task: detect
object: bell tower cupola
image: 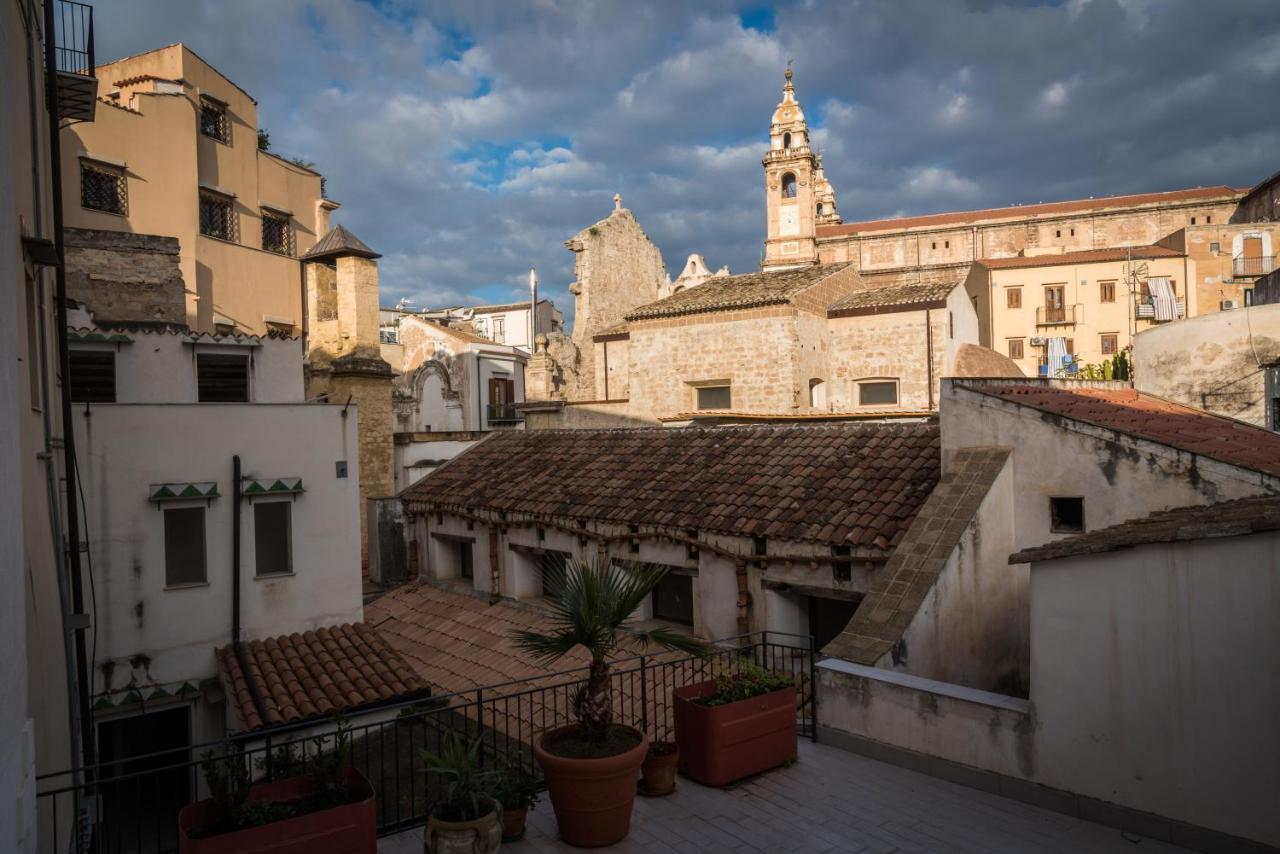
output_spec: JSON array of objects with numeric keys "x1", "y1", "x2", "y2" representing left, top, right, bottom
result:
[{"x1": 762, "y1": 64, "x2": 824, "y2": 270}]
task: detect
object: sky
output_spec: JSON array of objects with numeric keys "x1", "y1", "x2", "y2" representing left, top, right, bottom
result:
[{"x1": 97, "y1": 0, "x2": 1280, "y2": 324}]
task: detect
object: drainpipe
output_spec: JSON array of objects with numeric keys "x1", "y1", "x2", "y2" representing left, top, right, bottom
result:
[
  {"x1": 230, "y1": 454, "x2": 268, "y2": 725},
  {"x1": 44, "y1": 0, "x2": 95, "y2": 773},
  {"x1": 925, "y1": 308, "x2": 935, "y2": 411}
]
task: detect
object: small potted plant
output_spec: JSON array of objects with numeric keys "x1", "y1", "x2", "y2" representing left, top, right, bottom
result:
[
  {"x1": 492, "y1": 765, "x2": 540, "y2": 842},
  {"x1": 423, "y1": 731, "x2": 503, "y2": 854},
  {"x1": 178, "y1": 725, "x2": 375, "y2": 853},
  {"x1": 639, "y1": 741, "x2": 679, "y2": 796},
  {"x1": 511, "y1": 560, "x2": 706, "y2": 847},
  {"x1": 673, "y1": 662, "x2": 796, "y2": 786}
]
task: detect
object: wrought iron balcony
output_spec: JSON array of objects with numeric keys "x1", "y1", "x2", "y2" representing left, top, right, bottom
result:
[
  {"x1": 1035, "y1": 305, "x2": 1077, "y2": 326},
  {"x1": 1233, "y1": 255, "x2": 1275, "y2": 278},
  {"x1": 486, "y1": 403, "x2": 524, "y2": 423},
  {"x1": 52, "y1": 1, "x2": 96, "y2": 122},
  {"x1": 1135, "y1": 297, "x2": 1186, "y2": 321}
]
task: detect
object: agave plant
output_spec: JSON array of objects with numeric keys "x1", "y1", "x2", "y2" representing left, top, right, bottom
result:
[{"x1": 511, "y1": 559, "x2": 707, "y2": 741}]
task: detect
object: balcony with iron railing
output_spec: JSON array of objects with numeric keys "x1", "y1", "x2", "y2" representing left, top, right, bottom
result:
[
  {"x1": 487, "y1": 402, "x2": 524, "y2": 424},
  {"x1": 52, "y1": 0, "x2": 96, "y2": 121},
  {"x1": 1035, "y1": 304, "x2": 1078, "y2": 326},
  {"x1": 1233, "y1": 255, "x2": 1275, "y2": 279},
  {"x1": 1135, "y1": 296, "x2": 1186, "y2": 322}
]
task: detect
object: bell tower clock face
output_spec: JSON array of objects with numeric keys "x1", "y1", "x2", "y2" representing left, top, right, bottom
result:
[{"x1": 779, "y1": 205, "x2": 800, "y2": 237}]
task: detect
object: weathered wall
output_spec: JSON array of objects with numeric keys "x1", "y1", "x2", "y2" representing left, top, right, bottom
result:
[
  {"x1": 1184, "y1": 222, "x2": 1280, "y2": 313},
  {"x1": 940, "y1": 380, "x2": 1279, "y2": 554},
  {"x1": 827, "y1": 309, "x2": 945, "y2": 411},
  {"x1": 1133, "y1": 302, "x2": 1280, "y2": 426},
  {"x1": 522, "y1": 400, "x2": 649, "y2": 430},
  {"x1": 64, "y1": 228, "x2": 186, "y2": 323},
  {"x1": 1234, "y1": 171, "x2": 1280, "y2": 224},
  {"x1": 1032, "y1": 533, "x2": 1280, "y2": 848},
  {"x1": 329, "y1": 371, "x2": 392, "y2": 559}
]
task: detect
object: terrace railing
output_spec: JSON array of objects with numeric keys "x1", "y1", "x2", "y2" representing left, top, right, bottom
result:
[{"x1": 37, "y1": 631, "x2": 815, "y2": 852}]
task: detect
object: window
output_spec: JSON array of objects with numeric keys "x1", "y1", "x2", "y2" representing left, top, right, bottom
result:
[
  {"x1": 696, "y1": 385, "x2": 731, "y2": 410},
  {"x1": 1101, "y1": 334, "x2": 1118, "y2": 355},
  {"x1": 199, "y1": 97, "x2": 229, "y2": 143},
  {"x1": 254, "y1": 501, "x2": 292, "y2": 576},
  {"x1": 830, "y1": 545, "x2": 852, "y2": 582},
  {"x1": 808, "y1": 378, "x2": 826, "y2": 408},
  {"x1": 931, "y1": 242, "x2": 937, "y2": 250},
  {"x1": 1190, "y1": 217, "x2": 1196, "y2": 225},
  {"x1": 1210, "y1": 242, "x2": 1220, "y2": 254},
  {"x1": 651, "y1": 572, "x2": 693, "y2": 625},
  {"x1": 1044, "y1": 284, "x2": 1066, "y2": 323},
  {"x1": 944, "y1": 240, "x2": 950, "y2": 249},
  {"x1": 492, "y1": 316, "x2": 506, "y2": 343},
  {"x1": 458, "y1": 541, "x2": 474, "y2": 579},
  {"x1": 199, "y1": 192, "x2": 237, "y2": 242},
  {"x1": 1244, "y1": 288, "x2": 1255, "y2": 307},
  {"x1": 1099, "y1": 280, "x2": 1116, "y2": 303},
  {"x1": 539, "y1": 551, "x2": 568, "y2": 600},
  {"x1": 81, "y1": 162, "x2": 127, "y2": 215},
  {"x1": 781, "y1": 173, "x2": 797, "y2": 199},
  {"x1": 857, "y1": 380, "x2": 898, "y2": 406},
  {"x1": 1069, "y1": 228, "x2": 1075, "y2": 237},
  {"x1": 1049, "y1": 497, "x2": 1084, "y2": 533},
  {"x1": 68, "y1": 349, "x2": 116, "y2": 402},
  {"x1": 782, "y1": 132, "x2": 791, "y2": 149},
  {"x1": 1008, "y1": 339, "x2": 1024, "y2": 360},
  {"x1": 260, "y1": 210, "x2": 293, "y2": 256},
  {"x1": 197, "y1": 353, "x2": 249, "y2": 402},
  {"x1": 1055, "y1": 229, "x2": 1061, "y2": 238},
  {"x1": 1206, "y1": 215, "x2": 1212, "y2": 224},
  {"x1": 26, "y1": 274, "x2": 41, "y2": 409},
  {"x1": 1006, "y1": 287, "x2": 1022, "y2": 309},
  {"x1": 164, "y1": 507, "x2": 207, "y2": 586}
]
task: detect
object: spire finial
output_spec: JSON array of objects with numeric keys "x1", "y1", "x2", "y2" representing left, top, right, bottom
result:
[
  {"x1": 785, "y1": 58, "x2": 793, "y2": 81},
  {"x1": 613, "y1": 192, "x2": 622, "y2": 211}
]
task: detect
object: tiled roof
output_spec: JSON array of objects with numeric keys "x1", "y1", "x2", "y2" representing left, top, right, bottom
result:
[
  {"x1": 950, "y1": 344, "x2": 1025, "y2": 379},
  {"x1": 301, "y1": 224, "x2": 381, "y2": 262},
  {"x1": 1010, "y1": 496, "x2": 1280, "y2": 564},
  {"x1": 216, "y1": 623, "x2": 429, "y2": 731},
  {"x1": 401, "y1": 423, "x2": 941, "y2": 551},
  {"x1": 823, "y1": 448, "x2": 1012, "y2": 665},
  {"x1": 816, "y1": 185, "x2": 1243, "y2": 237},
  {"x1": 827, "y1": 280, "x2": 957, "y2": 316},
  {"x1": 963, "y1": 384, "x2": 1280, "y2": 478},
  {"x1": 976, "y1": 245, "x2": 1182, "y2": 270},
  {"x1": 626, "y1": 263, "x2": 853, "y2": 321}
]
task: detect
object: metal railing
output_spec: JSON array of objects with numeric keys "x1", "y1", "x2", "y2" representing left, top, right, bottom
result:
[
  {"x1": 37, "y1": 631, "x2": 815, "y2": 852},
  {"x1": 486, "y1": 402, "x2": 524, "y2": 423},
  {"x1": 1035, "y1": 304, "x2": 1076, "y2": 326},
  {"x1": 1234, "y1": 255, "x2": 1275, "y2": 278},
  {"x1": 54, "y1": 0, "x2": 95, "y2": 75}
]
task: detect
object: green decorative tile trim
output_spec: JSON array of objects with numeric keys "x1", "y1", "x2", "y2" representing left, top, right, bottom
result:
[
  {"x1": 92, "y1": 680, "x2": 200, "y2": 710},
  {"x1": 68, "y1": 329, "x2": 132, "y2": 343},
  {"x1": 149, "y1": 482, "x2": 219, "y2": 502},
  {"x1": 242, "y1": 476, "x2": 304, "y2": 496}
]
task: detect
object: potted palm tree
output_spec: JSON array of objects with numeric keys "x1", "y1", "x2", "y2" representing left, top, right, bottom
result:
[
  {"x1": 423, "y1": 731, "x2": 503, "y2": 854},
  {"x1": 511, "y1": 560, "x2": 706, "y2": 847}
]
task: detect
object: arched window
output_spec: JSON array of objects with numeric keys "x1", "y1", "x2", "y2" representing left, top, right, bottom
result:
[
  {"x1": 817, "y1": 203, "x2": 826, "y2": 216},
  {"x1": 782, "y1": 173, "x2": 797, "y2": 199},
  {"x1": 782, "y1": 132, "x2": 792, "y2": 149},
  {"x1": 809, "y1": 378, "x2": 826, "y2": 409}
]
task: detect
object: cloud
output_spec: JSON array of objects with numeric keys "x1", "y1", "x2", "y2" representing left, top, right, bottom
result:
[{"x1": 92, "y1": 0, "x2": 1280, "y2": 326}]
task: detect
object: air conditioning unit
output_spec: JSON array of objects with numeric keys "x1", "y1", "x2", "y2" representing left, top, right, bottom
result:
[
  {"x1": 1221, "y1": 299, "x2": 1239, "y2": 310},
  {"x1": 1029, "y1": 336, "x2": 1046, "y2": 346}
]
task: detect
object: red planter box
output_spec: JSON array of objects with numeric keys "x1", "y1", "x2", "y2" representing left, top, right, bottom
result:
[
  {"x1": 178, "y1": 766, "x2": 376, "y2": 854},
  {"x1": 673, "y1": 680, "x2": 797, "y2": 786}
]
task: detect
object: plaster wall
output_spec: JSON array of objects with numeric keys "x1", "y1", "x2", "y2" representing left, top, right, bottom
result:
[
  {"x1": 1183, "y1": 222, "x2": 1280, "y2": 312},
  {"x1": 1133, "y1": 302, "x2": 1280, "y2": 426},
  {"x1": 393, "y1": 438, "x2": 480, "y2": 492},
  {"x1": 523, "y1": 400, "x2": 648, "y2": 430},
  {"x1": 72, "y1": 404, "x2": 363, "y2": 700},
  {"x1": 1031, "y1": 534, "x2": 1280, "y2": 847},
  {"x1": 940, "y1": 380, "x2": 1278, "y2": 552}
]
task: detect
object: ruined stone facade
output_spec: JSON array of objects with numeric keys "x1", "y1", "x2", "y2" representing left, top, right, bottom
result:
[{"x1": 64, "y1": 228, "x2": 186, "y2": 324}]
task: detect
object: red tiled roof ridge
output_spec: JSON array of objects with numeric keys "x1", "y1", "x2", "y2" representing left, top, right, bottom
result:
[
  {"x1": 975, "y1": 244, "x2": 1183, "y2": 270},
  {"x1": 817, "y1": 185, "x2": 1244, "y2": 237}
]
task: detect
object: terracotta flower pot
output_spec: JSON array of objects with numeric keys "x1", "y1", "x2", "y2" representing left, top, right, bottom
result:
[
  {"x1": 424, "y1": 798, "x2": 502, "y2": 854},
  {"x1": 177, "y1": 766, "x2": 375, "y2": 854},
  {"x1": 639, "y1": 743, "x2": 678, "y2": 796},
  {"x1": 673, "y1": 680, "x2": 797, "y2": 786},
  {"x1": 533, "y1": 725, "x2": 648, "y2": 847},
  {"x1": 501, "y1": 804, "x2": 528, "y2": 842}
]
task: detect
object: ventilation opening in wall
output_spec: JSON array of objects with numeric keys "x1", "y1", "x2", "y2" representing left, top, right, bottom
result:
[
  {"x1": 831, "y1": 545, "x2": 852, "y2": 582},
  {"x1": 1049, "y1": 496, "x2": 1085, "y2": 533}
]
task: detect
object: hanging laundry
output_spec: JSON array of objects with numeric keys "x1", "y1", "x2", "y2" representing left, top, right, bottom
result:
[
  {"x1": 1147, "y1": 277, "x2": 1177, "y2": 321},
  {"x1": 1047, "y1": 337, "x2": 1069, "y2": 375}
]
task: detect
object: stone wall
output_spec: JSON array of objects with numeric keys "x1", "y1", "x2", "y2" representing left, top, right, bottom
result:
[
  {"x1": 1234, "y1": 170, "x2": 1280, "y2": 224},
  {"x1": 828, "y1": 309, "x2": 946, "y2": 411},
  {"x1": 64, "y1": 227, "x2": 185, "y2": 324},
  {"x1": 1133, "y1": 303, "x2": 1280, "y2": 426}
]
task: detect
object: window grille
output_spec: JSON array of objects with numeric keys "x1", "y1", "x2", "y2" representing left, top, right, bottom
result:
[
  {"x1": 1008, "y1": 339, "x2": 1024, "y2": 360},
  {"x1": 200, "y1": 98, "x2": 229, "y2": 142},
  {"x1": 81, "y1": 162, "x2": 127, "y2": 214},
  {"x1": 68, "y1": 349, "x2": 116, "y2": 402},
  {"x1": 1101, "y1": 334, "x2": 1118, "y2": 355},
  {"x1": 260, "y1": 211, "x2": 293, "y2": 255},
  {"x1": 199, "y1": 193, "x2": 237, "y2": 242},
  {"x1": 196, "y1": 353, "x2": 249, "y2": 402}
]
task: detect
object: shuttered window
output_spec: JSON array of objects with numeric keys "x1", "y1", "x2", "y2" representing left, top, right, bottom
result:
[
  {"x1": 197, "y1": 353, "x2": 249, "y2": 402},
  {"x1": 254, "y1": 501, "x2": 292, "y2": 577},
  {"x1": 68, "y1": 349, "x2": 117, "y2": 402},
  {"x1": 164, "y1": 507, "x2": 207, "y2": 586}
]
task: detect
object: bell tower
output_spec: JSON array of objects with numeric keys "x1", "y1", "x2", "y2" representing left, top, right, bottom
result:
[{"x1": 762, "y1": 64, "x2": 821, "y2": 270}]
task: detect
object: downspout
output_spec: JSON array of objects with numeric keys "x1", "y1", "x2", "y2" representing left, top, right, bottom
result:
[
  {"x1": 602, "y1": 339, "x2": 609, "y2": 401},
  {"x1": 925, "y1": 308, "x2": 935, "y2": 411},
  {"x1": 476, "y1": 354, "x2": 483, "y2": 431},
  {"x1": 488, "y1": 525, "x2": 501, "y2": 603},
  {"x1": 29, "y1": 0, "x2": 84, "y2": 807},
  {"x1": 44, "y1": 0, "x2": 95, "y2": 773},
  {"x1": 230, "y1": 455, "x2": 268, "y2": 725}
]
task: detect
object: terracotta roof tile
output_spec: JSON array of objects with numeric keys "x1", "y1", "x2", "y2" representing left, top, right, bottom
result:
[
  {"x1": 216, "y1": 623, "x2": 429, "y2": 732},
  {"x1": 817, "y1": 185, "x2": 1243, "y2": 237},
  {"x1": 626, "y1": 263, "x2": 853, "y2": 321},
  {"x1": 401, "y1": 423, "x2": 940, "y2": 551},
  {"x1": 828, "y1": 280, "x2": 958, "y2": 316},
  {"x1": 964, "y1": 384, "x2": 1280, "y2": 478},
  {"x1": 975, "y1": 245, "x2": 1182, "y2": 270},
  {"x1": 1010, "y1": 496, "x2": 1280, "y2": 563}
]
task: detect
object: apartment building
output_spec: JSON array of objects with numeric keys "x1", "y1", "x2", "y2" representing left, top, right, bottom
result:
[{"x1": 61, "y1": 43, "x2": 338, "y2": 335}]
